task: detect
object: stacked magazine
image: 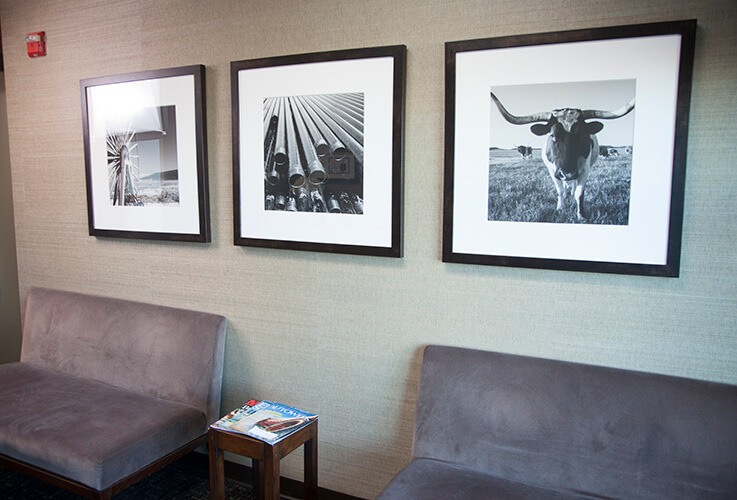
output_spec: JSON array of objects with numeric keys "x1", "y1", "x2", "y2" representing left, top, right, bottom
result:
[{"x1": 211, "y1": 399, "x2": 317, "y2": 444}]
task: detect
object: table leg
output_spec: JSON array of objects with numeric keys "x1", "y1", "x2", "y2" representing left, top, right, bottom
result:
[
  {"x1": 252, "y1": 458, "x2": 260, "y2": 499},
  {"x1": 304, "y1": 422, "x2": 318, "y2": 500},
  {"x1": 262, "y1": 446, "x2": 281, "y2": 500},
  {"x1": 208, "y1": 430, "x2": 225, "y2": 500}
]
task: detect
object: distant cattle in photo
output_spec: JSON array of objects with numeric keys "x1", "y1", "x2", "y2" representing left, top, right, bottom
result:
[
  {"x1": 490, "y1": 91, "x2": 635, "y2": 220},
  {"x1": 515, "y1": 145, "x2": 533, "y2": 159},
  {"x1": 600, "y1": 146, "x2": 620, "y2": 158}
]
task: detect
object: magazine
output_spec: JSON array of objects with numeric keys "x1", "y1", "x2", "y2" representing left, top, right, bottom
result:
[{"x1": 211, "y1": 399, "x2": 317, "y2": 444}]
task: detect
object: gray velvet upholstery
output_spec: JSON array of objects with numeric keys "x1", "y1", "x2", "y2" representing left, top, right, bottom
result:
[
  {"x1": 0, "y1": 363, "x2": 205, "y2": 490},
  {"x1": 378, "y1": 459, "x2": 592, "y2": 500},
  {"x1": 19, "y1": 287, "x2": 227, "y2": 424},
  {"x1": 0, "y1": 287, "x2": 227, "y2": 492},
  {"x1": 378, "y1": 345, "x2": 737, "y2": 499}
]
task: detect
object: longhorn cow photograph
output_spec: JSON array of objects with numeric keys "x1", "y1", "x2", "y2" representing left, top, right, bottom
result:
[
  {"x1": 443, "y1": 20, "x2": 694, "y2": 276},
  {"x1": 487, "y1": 80, "x2": 635, "y2": 224}
]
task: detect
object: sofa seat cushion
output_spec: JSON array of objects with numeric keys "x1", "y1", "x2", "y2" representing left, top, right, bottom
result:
[
  {"x1": 377, "y1": 458, "x2": 595, "y2": 500},
  {"x1": 0, "y1": 363, "x2": 206, "y2": 491}
]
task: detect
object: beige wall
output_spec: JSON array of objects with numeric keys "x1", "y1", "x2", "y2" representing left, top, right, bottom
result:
[
  {"x1": 1, "y1": 1, "x2": 736, "y2": 497},
  {"x1": 0, "y1": 72, "x2": 22, "y2": 365}
]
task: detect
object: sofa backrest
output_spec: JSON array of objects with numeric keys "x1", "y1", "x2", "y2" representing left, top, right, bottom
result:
[
  {"x1": 20, "y1": 287, "x2": 227, "y2": 425},
  {"x1": 413, "y1": 345, "x2": 737, "y2": 498}
]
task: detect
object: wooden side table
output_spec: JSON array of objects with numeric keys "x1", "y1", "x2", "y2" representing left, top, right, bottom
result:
[{"x1": 208, "y1": 419, "x2": 318, "y2": 500}]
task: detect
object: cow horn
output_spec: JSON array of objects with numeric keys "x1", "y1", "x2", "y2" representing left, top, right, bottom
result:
[
  {"x1": 490, "y1": 91, "x2": 550, "y2": 125},
  {"x1": 581, "y1": 98, "x2": 635, "y2": 120}
]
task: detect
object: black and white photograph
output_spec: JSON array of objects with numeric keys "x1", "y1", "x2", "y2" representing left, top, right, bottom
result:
[
  {"x1": 443, "y1": 20, "x2": 695, "y2": 276},
  {"x1": 232, "y1": 45, "x2": 405, "y2": 257},
  {"x1": 106, "y1": 105, "x2": 180, "y2": 207},
  {"x1": 261, "y1": 93, "x2": 365, "y2": 215},
  {"x1": 81, "y1": 65, "x2": 210, "y2": 242},
  {"x1": 487, "y1": 79, "x2": 635, "y2": 225}
]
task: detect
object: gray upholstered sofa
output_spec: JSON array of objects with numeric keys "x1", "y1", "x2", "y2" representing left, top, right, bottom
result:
[
  {"x1": 378, "y1": 345, "x2": 737, "y2": 499},
  {"x1": 0, "y1": 287, "x2": 227, "y2": 499}
]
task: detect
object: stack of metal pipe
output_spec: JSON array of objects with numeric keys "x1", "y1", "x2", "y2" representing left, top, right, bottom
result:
[{"x1": 263, "y1": 92, "x2": 364, "y2": 214}]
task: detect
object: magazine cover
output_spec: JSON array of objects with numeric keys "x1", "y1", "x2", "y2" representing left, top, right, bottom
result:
[{"x1": 211, "y1": 400, "x2": 317, "y2": 444}]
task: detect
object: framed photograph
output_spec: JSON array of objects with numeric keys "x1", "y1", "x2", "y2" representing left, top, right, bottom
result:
[
  {"x1": 81, "y1": 65, "x2": 210, "y2": 242},
  {"x1": 443, "y1": 20, "x2": 696, "y2": 276},
  {"x1": 232, "y1": 45, "x2": 406, "y2": 257}
]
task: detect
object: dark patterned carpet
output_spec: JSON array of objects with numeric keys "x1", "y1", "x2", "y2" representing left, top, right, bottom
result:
[{"x1": 0, "y1": 459, "x2": 254, "y2": 499}]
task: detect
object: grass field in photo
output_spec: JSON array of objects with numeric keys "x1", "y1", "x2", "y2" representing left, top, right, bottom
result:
[
  {"x1": 487, "y1": 148, "x2": 631, "y2": 225},
  {"x1": 134, "y1": 179, "x2": 180, "y2": 206}
]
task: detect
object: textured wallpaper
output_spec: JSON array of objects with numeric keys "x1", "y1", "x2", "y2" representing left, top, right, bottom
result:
[
  {"x1": 1, "y1": 1, "x2": 736, "y2": 497},
  {"x1": 0, "y1": 76, "x2": 22, "y2": 364}
]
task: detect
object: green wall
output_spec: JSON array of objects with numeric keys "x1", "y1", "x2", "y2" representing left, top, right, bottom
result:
[
  {"x1": 1, "y1": 1, "x2": 735, "y2": 497},
  {"x1": 0, "y1": 72, "x2": 21, "y2": 365}
]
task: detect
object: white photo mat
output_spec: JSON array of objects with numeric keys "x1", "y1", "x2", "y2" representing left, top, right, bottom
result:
[
  {"x1": 81, "y1": 66, "x2": 209, "y2": 242},
  {"x1": 444, "y1": 21, "x2": 695, "y2": 276},
  {"x1": 233, "y1": 46, "x2": 405, "y2": 256}
]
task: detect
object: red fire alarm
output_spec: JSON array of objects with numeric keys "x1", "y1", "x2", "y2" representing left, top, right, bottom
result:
[{"x1": 25, "y1": 32, "x2": 46, "y2": 58}]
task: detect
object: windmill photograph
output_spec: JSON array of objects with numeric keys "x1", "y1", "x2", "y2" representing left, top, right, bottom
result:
[
  {"x1": 81, "y1": 65, "x2": 209, "y2": 242},
  {"x1": 106, "y1": 105, "x2": 180, "y2": 207}
]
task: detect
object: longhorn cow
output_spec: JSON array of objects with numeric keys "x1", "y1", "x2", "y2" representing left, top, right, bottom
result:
[{"x1": 490, "y1": 91, "x2": 634, "y2": 220}]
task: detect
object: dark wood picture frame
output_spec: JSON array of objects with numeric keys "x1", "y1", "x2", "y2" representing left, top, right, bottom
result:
[
  {"x1": 443, "y1": 20, "x2": 696, "y2": 276},
  {"x1": 232, "y1": 45, "x2": 406, "y2": 257},
  {"x1": 81, "y1": 65, "x2": 210, "y2": 242}
]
